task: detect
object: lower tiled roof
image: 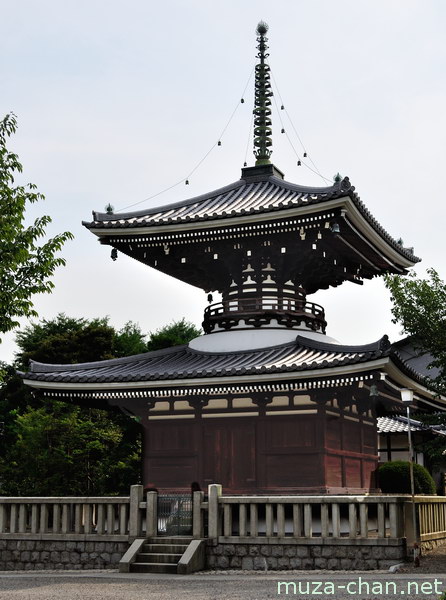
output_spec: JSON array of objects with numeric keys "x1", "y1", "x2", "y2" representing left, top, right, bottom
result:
[
  {"x1": 24, "y1": 335, "x2": 390, "y2": 385},
  {"x1": 377, "y1": 415, "x2": 446, "y2": 436}
]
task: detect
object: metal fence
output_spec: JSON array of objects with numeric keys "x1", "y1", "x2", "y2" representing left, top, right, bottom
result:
[{"x1": 157, "y1": 493, "x2": 193, "y2": 536}]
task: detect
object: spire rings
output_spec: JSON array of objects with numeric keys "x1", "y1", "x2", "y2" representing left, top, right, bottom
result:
[{"x1": 253, "y1": 22, "x2": 273, "y2": 164}]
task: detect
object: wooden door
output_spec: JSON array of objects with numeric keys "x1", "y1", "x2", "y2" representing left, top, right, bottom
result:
[{"x1": 202, "y1": 420, "x2": 256, "y2": 491}]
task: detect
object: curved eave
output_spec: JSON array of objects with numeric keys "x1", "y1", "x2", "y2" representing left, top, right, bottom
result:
[
  {"x1": 382, "y1": 360, "x2": 446, "y2": 410},
  {"x1": 87, "y1": 196, "x2": 418, "y2": 271},
  {"x1": 23, "y1": 357, "x2": 391, "y2": 391},
  {"x1": 23, "y1": 348, "x2": 446, "y2": 411}
]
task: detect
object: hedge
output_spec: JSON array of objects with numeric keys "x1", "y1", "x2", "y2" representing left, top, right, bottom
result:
[{"x1": 378, "y1": 461, "x2": 436, "y2": 494}]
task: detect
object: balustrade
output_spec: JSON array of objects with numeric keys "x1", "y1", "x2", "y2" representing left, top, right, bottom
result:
[
  {"x1": 0, "y1": 496, "x2": 131, "y2": 540},
  {"x1": 203, "y1": 297, "x2": 326, "y2": 333},
  {"x1": 205, "y1": 487, "x2": 409, "y2": 541},
  {"x1": 1, "y1": 486, "x2": 446, "y2": 553}
]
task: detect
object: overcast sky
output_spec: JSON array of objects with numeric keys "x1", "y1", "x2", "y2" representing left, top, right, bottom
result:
[{"x1": 1, "y1": 0, "x2": 445, "y2": 363}]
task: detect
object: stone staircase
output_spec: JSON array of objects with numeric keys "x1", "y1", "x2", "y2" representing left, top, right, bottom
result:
[{"x1": 129, "y1": 537, "x2": 193, "y2": 573}]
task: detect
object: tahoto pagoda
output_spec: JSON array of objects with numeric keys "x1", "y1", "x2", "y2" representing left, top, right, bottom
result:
[{"x1": 23, "y1": 23, "x2": 445, "y2": 494}]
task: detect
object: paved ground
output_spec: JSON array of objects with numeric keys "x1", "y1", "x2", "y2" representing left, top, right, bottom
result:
[{"x1": 0, "y1": 546, "x2": 444, "y2": 600}]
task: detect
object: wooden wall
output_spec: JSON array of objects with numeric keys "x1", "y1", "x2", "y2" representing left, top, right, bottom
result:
[{"x1": 142, "y1": 407, "x2": 378, "y2": 493}]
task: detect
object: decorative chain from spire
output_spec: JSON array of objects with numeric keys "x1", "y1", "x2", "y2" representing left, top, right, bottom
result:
[{"x1": 253, "y1": 21, "x2": 273, "y2": 166}]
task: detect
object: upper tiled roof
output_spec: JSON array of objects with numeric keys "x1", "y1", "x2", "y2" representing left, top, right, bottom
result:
[
  {"x1": 83, "y1": 170, "x2": 418, "y2": 263},
  {"x1": 86, "y1": 177, "x2": 341, "y2": 227},
  {"x1": 25, "y1": 335, "x2": 390, "y2": 385}
]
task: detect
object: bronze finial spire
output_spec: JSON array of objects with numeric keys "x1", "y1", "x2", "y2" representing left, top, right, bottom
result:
[{"x1": 253, "y1": 21, "x2": 273, "y2": 166}]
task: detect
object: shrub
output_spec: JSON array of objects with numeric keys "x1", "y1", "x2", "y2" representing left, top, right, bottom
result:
[{"x1": 378, "y1": 461, "x2": 436, "y2": 495}]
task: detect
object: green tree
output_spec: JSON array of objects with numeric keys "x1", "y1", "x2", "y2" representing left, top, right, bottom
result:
[
  {"x1": 0, "y1": 316, "x2": 201, "y2": 495},
  {"x1": 146, "y1": 318, "x2": 201, "y2": 351},
  {"x1": 385, "y1": 269, "x2": 446, "y2": 473},
  {"x1": 0, "y1": 114, "x2": 73, "y2": 339},
  {"x1": 0, "y1": 403, "x2": 140, "y2": 496},
  {"x1": 385, "y1": 268, "x2": 446, "y2": 394},
  {"x1": 14, "y1": 314, "x2": 147, "y2": 370},
  {"x1": 0, "y1": 315, "x2": 147, "y2": 495}
]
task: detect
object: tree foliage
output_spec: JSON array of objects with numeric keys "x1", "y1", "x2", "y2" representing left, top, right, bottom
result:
[
  {"x1": 146, "y1": 318, "x2": 201, "y2": 351},
  {"x1": 385, "y1": 268, "x2": 446, "y2": 394},
  {"x1": 0, "y1": 315, "x2": 201, "y2": 496},
  {"x1": 0, "y1": 315, "x2": 147, "y2": 495},
  {"x1": 14, "y1": 314, "x2": 147, "y2": 370},
  {"x1": 0, "y1": 114, "x2": 73, "y2": 338}
]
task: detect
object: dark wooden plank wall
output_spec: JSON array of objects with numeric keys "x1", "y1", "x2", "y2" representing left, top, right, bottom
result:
[{"x1": 142, "y1": 411, "x2": 378, "y2": 493}]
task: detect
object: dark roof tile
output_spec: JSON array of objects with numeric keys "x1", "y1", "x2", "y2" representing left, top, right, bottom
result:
[{"x1": 24, "y1": 335, "x2": 393, "y2": 385}]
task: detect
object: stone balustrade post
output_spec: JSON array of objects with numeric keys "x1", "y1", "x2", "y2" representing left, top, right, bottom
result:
[
  {"x1": 193, "y1": 491, "x2": 204, "y2": 539},
  {"x1": 146, "y1": 491, "x2": 158, "y2": 538},
  {"x1": 129, "y1": 485, "x2": 143, "y2": 539},
  {"x1": 208, "y1": 484, "x2": 222, "y2": 539},
  {"x1": 404, "y1": 499, "x2": 417, "y2": 547}
]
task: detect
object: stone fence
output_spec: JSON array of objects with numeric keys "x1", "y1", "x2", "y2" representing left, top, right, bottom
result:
[
  {"x1": 1, "y1": 485, "x2": 446, "y2": 570},
  {"x1": 0, "y1": 489, "x2": 141, "y2": 570}
]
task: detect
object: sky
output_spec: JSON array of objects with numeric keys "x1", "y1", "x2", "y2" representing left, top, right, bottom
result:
[{"x1": 1, "y1": 0, "x2": 445, "y2": 363}]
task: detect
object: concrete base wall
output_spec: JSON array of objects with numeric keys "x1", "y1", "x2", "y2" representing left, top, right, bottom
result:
[
  {"x1": 206, "y1": 541, "x2": 407, "y2": 571},
  {"x1": 0, "y1": 540, "x2": 129, "y2": 571}
]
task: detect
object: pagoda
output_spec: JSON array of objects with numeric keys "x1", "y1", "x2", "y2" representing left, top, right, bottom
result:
[{"x1": 23, "y1": 23, "x2": 445, "y2": 494}]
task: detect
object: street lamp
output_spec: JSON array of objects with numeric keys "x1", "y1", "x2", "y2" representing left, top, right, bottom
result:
[{"x1": 401, "y1": 388, "x2": 419, "y2": 565}]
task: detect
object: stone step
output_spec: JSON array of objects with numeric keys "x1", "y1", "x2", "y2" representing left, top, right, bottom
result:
[
  {"x1": 135, "y1": 552, "x2": 183, "y2": 564},
  {"x1": 142, "y1": 543, "x2": 189, "y2": 554},
  {"x1": 147, "y1": 537, "x2": 193, "y2": 544},
  {"x1": 130, "y1": 562, "x2": 178, "y2": 574}
]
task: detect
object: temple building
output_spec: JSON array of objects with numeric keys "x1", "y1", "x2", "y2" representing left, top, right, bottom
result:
[{"x1": 23, "y1": 23, "x2": 445, "y2": 494}]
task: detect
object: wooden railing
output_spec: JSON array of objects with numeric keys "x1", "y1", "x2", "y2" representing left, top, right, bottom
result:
[
  {"x1": 416, "y1": 496, "x2": 446, "y2": 544},
  {"x1": 204, "y1": 297, "x2": 325, "y2": 320},
  {"x1": 202, "y1": 297, "x2": 327, "y2": 333}
]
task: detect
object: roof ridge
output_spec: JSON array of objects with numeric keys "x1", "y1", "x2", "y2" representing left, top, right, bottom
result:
[
  {"x1": 294, "y1": 334, "x2": 391, "y2": 354},
  {"x1": 87, "y1": 180, "x2": 246, "y2": 223}
]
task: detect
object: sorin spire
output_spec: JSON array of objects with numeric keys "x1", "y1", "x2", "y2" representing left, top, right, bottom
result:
[{"x1": 253, "y1": 21, "x2": 273, "y2": 166}]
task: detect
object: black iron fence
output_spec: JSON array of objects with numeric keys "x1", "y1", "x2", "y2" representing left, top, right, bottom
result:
[{"x1": 157, "y1": 492, "x2": 193, "y2": 536}]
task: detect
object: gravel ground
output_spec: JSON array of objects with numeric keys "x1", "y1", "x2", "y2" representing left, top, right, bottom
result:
[
  {"x1": 0, "y1": 571, "x2": 445, "y2": 600},
  {"x1": 400, "y1": 542, "x2": 446, "y2": 574},
  {"x1": 0, "y1": 546, "x2": 444, "y2": 600}
]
